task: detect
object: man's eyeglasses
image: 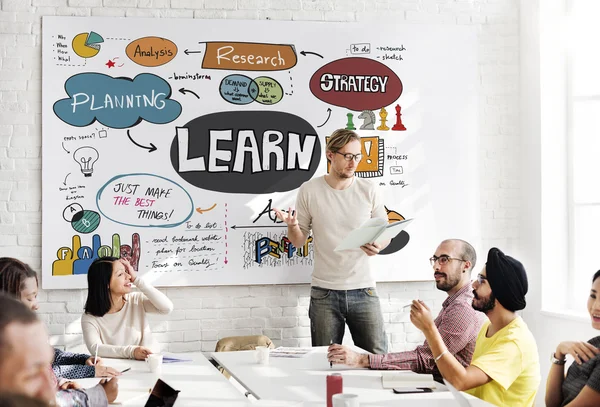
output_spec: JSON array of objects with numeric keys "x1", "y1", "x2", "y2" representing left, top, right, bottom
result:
[
  {"x1": 429, "y1": 255, "x2": 466, "y2": 266},
  {"x1": 335, "y1": 152, "x2": 362, "y2": 162},
  {"x1": 476, "y1": 274, "x2": 488, "y2": 284}
]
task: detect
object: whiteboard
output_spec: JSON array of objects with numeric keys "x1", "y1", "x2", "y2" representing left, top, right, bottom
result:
[{"x1": 41, "y1": 16, "x2": 479, "y2": 289}]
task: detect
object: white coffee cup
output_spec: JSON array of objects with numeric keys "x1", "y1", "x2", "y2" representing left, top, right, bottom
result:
[
  {"x1": 145, "y1": 354, "x2": 163, "y2": 373},
  {"x1": 332, "y1": 393, "x2": 359, "y2": 407},
  {"x1": 255, "y1": 346, "x2": 270, "y2": 365}
]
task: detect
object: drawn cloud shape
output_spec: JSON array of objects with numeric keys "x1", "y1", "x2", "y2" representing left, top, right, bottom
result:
[{"x1": 53, "y1": 73, "x2": 182, "y2": 129}]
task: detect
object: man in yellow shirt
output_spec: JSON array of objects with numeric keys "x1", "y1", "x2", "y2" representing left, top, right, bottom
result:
[{"x1": 410, "y1": 247, "x2": 540, "y2": 407}]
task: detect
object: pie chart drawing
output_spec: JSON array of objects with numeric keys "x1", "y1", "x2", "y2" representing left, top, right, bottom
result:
[{"x1": 72, "y1": 31, "x2": 104, "y2": 58}]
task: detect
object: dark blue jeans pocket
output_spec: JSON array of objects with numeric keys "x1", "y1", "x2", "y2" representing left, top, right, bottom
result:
[
  {"x1": 310, "y1": 286, "x2": 331, "y2": 300},
  {"x1": 362, "y1": 287, "x2": 378, "y2": 298}
]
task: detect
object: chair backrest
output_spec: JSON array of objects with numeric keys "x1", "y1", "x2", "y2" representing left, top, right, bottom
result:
[
  {"x1": 213, "y1": 335, "x2": 275, "y2": 380},
  {"x1": 214, "y1": 335, "x2": 275, "y2": 352}
]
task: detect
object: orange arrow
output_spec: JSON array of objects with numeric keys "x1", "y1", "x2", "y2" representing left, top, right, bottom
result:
[{"x1": 196, "y1": 203, "x2": 217, "y2": 214}]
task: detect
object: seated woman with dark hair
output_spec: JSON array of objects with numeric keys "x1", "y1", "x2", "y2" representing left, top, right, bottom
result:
[
  {"x1": 0, "y1": 257, "x2": 120, "y2": 380},
  {"x1": 545, "y1": 270, "x2": 600, "y2": 407},
  {"x1": 82, "y1": 257, "x2": 173, "y2": 360}
]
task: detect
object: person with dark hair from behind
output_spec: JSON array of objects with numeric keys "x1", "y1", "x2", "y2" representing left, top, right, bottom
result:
[
  {"x1": 410, "y1": 247, "x2": 540, "y2": 407},
  {"x1": 328, "y1": 239, "x2": 484, "y2": 379},
  {"x1": 82, "y1": 257, "x2": 173, "y2": 360},
  {"x1": 0, "y1": 257, "x2": 120, "y2": 380},
  {"x1": 545, "y1": 270, "x2": 600, "y2": 406},
  {"x1": 0, "y1": 294, "x2": 118, "y2": 407}
]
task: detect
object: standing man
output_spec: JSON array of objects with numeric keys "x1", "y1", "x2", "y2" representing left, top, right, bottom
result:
[
  {"x1": 328, "y1": 239, "x2": 483, "y2": 377},
  {"x1": 274, "y1": 129, "x2": 389, "y2": 353},
  {"x1": 410, "y1": 248, "x2": 540, "y2": 407}
]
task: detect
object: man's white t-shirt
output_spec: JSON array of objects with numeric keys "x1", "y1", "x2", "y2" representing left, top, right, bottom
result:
[{"x1": 296, "y1": 175, "x2": 387, "y2": 290}]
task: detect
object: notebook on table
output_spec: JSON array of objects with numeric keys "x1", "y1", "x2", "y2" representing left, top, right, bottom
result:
[
  {"x1": 381, "y1": 371, "x2": 437, "y2": 390},
  {"x1": 73, "y1": 378, "x2": 149, "y2": 405}
]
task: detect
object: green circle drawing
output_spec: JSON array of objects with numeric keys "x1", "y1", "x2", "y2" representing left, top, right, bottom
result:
[{"x1": 254, "y1": 76, "x2": 283, "y2": 105}]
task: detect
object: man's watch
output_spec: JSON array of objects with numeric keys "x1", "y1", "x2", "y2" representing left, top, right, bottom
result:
[{"x1": 551, "y1": 353, "x2": 566, "y2": 365}]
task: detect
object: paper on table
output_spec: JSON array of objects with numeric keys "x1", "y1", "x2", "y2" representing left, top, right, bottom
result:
[
  {"x1": 269, "y1": 347, "x2": 314, "y2": 358},
  {"x1": 75, "y1": 378, "x2": 150, "y2": 404},
  {"x1": 335, "y1": 218, "x2": 413, "y2": 251},
  {"x1": 162, "y1": 355, "x2": 192, "y2": 363},
  {"x1": 112, "y1": 390, "x2": 150, "y2": 405},
  {"x1": 381, "y1": 371, "x2": 437, "y2": 389}
]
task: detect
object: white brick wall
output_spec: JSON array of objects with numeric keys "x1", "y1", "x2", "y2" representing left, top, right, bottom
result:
[{"x1": 0, "y1": 0, "x2": 520, "y2": 354}]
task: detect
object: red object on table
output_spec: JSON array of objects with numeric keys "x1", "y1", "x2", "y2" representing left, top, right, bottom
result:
[{"x1": 326, "y1": 373, "x2": 343, "y2": 407}]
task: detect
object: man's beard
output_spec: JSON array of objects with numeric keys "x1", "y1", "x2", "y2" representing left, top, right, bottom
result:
[
  {"x1": 473, "y1": 291, "x2": 496, "y2": 313},
  {"x1": 435, "y1": 272, "x2": 461, "y2": 292},
  {"x1": 332, "y1": 165, "x2": 355, "y2": 179}
]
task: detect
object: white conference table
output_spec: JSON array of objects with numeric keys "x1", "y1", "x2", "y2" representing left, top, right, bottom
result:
[
  {"x1": 74, "y1": 352, "x2": 251, "y2": 406},
  {"x1": 211, "y1": 347, "x2": 496, "y2": 407}
]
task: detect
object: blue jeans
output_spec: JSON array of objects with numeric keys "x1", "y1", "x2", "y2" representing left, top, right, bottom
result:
[{"x1": 308, "y1": 286, "x2": 388, "y2": 354}]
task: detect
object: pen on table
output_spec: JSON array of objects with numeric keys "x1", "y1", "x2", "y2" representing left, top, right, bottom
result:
[
  {"x1": 121, "y1": 367, "x2": 131, "y2": 373},
  {"x1": 329, "y1": 340, "x2": 333, "y2": 368},
  {"x1": 93, "y1": 343, "x2": 99, "y2": 365}
]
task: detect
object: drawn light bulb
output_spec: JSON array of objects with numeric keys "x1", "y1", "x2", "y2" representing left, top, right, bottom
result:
[{"x1": 73, "y1": 146, "x2": 99, "y2": 177}]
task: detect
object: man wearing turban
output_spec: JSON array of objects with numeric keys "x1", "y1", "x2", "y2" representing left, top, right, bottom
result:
[{"x1": 409, "y1": 247, "x2": 541, "y2": 407}]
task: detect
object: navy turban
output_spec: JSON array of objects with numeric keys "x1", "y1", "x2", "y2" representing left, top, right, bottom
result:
[{"x1": 485, "y1": 247, "x2": 528, "y2": 312}]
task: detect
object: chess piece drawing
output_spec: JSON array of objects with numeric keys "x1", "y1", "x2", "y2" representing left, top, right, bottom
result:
[
  {"x1": 345, "y1": 112, "x2": 356, "y2": 130},
  {"x1": 358, "y1": 110, "x2": 376, "y2": 130},
  {"x1": 377, "y1": 107, "x2": 389, "y2": 131},
  {"x1": 392, "y1": 104, "x2": 407, "y2": 131}
]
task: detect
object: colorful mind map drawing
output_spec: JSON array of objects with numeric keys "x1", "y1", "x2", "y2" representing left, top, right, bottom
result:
[
  {"x1": 41, "y1": 17, "x2": 480, "y2": 288},
  {"x1": 219, "y1": 74, "x2": 284, "y2": 105},
  {"x1": 52, "y1": 233, "x2": 140, "y2": 276},
  {"x1": 71, "y1": 31, "x2": 103, "y2": 59}
]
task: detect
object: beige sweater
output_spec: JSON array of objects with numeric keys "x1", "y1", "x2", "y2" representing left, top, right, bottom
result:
[
  {"x1": 81, "y1": 277, "x2": 173, "y2": 359},
  {"x1": 296, "y1": 176, "x2": 387, "y2": 290}
]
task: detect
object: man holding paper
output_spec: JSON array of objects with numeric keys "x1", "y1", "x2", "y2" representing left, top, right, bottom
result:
[
  {"x1": 328, "y1": 239, "x2": 483, "y2": 378},
  {"x1": 274, "y1": 129, "x2": 389, "y2": 353}
]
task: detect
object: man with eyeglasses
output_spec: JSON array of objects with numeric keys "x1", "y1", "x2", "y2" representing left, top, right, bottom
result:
[
  {"x1": 410, "y1": 248, "x2": 540, "y2": 407},
  {"x1": 273, "y1": 129, "x2": 389, "y2": 353},
  {"x1": 328, "y1": 239, "x2": 484, "y2": 377}
]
